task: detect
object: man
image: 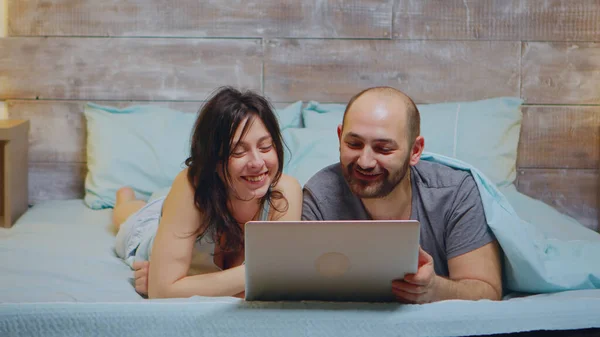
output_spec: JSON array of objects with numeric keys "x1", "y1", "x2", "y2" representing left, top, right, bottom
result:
[{"x1": 302, "y1": 86, "x2": 502, "y2": 304}]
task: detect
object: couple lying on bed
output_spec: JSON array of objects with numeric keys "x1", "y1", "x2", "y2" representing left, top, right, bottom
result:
[{"x1": 112, "y1": 85, "x2": 503, "y2": 304}]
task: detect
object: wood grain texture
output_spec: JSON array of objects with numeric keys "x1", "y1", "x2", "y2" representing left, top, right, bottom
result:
[
  {"x1": 0, "y1": 120, "x2": 30, "y2": 228},
  {"x1": 521, "y1": 42, "x2": 600, "y2": 104},
  {"x1": 264, "y1": 39, "x2": 520, "y2": 103},
  {"x1": 393, "y1": 0, "x2": 600, "y2": 41},
  {"x1": 0, "y1": 102, "x2": 7, "y2": 119},
  {"x1": 0, "y1": 37, "x2": 262, "y2": 100},
  {"x1": 8, "y1": 101, "x2": 86, "y2": 163},
  {"x1": 0, "y1": 142, "x2": 3, "y2": 218},
  {"x1": 0, "y1": 0, "x2": 6, "y2": 38},
  {"x1": 517, "y1": 169, "x2": 598, "y2": 231},
  {"x1": 29, "y1": 162, "x2": 86, "y2": 202},
  {"x1": 8, "y1": 0, "x2": 393, "y2": 38},
  {"x1": 517, "y1": 106, "x2": 600, "y2": 169}
]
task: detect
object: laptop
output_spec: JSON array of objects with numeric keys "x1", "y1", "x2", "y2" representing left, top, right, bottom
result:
[{"x1": 244, "y1": 220, "x2": 420, "y2": 303}]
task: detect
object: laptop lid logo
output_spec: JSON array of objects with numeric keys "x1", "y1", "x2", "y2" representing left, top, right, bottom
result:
[{"x1": 315, "y1": 252, "x2": 351, "y2": 278}]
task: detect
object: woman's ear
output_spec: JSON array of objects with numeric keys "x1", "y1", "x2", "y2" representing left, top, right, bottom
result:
[{"x1": 216, "y1": 160, "x2": 226, "y2": 182}]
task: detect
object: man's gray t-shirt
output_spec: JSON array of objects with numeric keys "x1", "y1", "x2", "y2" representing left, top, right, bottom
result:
[{"x1": 302, "y1": 161, "x2": 496, "y2": 277}]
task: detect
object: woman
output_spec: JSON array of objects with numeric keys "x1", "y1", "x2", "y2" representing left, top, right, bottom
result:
[{"x1": 112, "y1": 87, "x2": 302, "y2": 299}]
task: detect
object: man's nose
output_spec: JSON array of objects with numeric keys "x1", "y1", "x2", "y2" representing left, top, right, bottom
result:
[{"x1": 356, "y1": 148, "x2": 376, "y2": 169}]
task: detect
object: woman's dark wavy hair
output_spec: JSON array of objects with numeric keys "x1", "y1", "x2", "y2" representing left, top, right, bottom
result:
[{"x1": 185, "y1": 86, "x2": 287, "y2": 253}]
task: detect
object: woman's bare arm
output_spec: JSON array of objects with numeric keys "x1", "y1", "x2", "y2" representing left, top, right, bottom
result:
[
  {"x1": 141, "y1": 173, "x2": 303, "y2": 299},
  {"x1": 147, "y1": 169, "x2": 245, "y2": 299}
]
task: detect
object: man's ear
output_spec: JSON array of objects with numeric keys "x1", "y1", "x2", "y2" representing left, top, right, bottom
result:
[
  {"x1": 337, "y1": 124, "x2": 343, "y2": 141},
  {"x1": 409, "y1": 136, "x2": 425, "y2": 166}
]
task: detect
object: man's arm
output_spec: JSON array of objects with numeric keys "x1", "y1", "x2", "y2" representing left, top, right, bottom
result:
[
  {"x1": 439, "y1": 173, "x2": 503, "y2": 301},
  {"x1": 392, "y1": 242, "x2": 502, "y2": 303},
  {"x1": 393, "y1": 174, "x2": 503, "y2": 303},
  {"x1": 433, "y1": 240, "x2": 503, "y2": 301}
]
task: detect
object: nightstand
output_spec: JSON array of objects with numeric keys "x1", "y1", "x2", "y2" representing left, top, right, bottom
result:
[{"x1": 0, "y1": 120, "x2": 30, "y2": 228}]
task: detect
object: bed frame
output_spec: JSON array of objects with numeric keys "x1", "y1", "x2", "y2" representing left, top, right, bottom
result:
[{"x1": 1, "y1": 2, "x2": 599, "y2": 235}]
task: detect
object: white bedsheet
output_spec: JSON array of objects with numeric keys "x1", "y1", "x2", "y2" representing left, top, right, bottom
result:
[
  {"x1": 1, "y1": 200, "x2": 599, "y2": 337},
  {"x1": 0, "y1": 200, "x2": 141, "y2": 303}
]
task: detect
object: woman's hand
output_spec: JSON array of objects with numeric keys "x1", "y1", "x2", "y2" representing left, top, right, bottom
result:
[{"x1": 133, "y1": 260, "x2": 150, "y2": 296}]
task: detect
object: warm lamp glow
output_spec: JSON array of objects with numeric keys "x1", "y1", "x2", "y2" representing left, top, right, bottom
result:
[
  {"x1": 0, "y1": 103, "x2": 6, "y2": 120},
  {"x1": 0, "y1": 0, "x2": 6, "y2": 37}
]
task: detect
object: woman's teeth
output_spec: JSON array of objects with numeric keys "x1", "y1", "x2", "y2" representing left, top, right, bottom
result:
[{"x1": 244, "y1": 173, "x2": 266, "y2": 182}]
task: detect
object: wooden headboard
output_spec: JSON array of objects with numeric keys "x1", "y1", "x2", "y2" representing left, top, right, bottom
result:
[{"x1": 1, "y1": 1, "x2": 598, "y2": 232}]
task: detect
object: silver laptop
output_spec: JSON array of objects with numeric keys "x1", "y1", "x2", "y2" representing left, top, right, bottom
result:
[{"x1": 244, "y1": 220, "x2": 420, "y2": 303}]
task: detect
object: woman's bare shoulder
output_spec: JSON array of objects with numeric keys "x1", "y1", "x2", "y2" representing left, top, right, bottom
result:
[
  {"x1": 170, "y1": 168, "x2": 193, "y2": 192},
  {"x1": 270, "y1": 174, "x2": 302, "y2": 221},
  {"x1": 161, "y1": 167, "x2": 202, "y2": 232},
  {"x1": 273, "y1": 174, "x2": 302, "y2": 197}
]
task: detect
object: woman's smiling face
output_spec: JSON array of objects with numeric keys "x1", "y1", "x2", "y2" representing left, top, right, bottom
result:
[{"x1": 224, "y1": 115, "x2": 278, "y2": 201}]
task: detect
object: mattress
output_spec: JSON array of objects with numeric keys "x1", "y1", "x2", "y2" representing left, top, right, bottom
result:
[
  {"x1": 1, "y1": 200, "x2": 599, "y2": 337},
  {"x1": 0, "y1": 200, "x2": 140, "y2": 303}
]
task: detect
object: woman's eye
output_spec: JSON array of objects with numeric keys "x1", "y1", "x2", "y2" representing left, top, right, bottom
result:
[
  {"x1": 231, "y1": 148, "x2": 245, "y2": 156},
  {"x1": 260, "y1": 144, "x2": 273, "y2": 151}
]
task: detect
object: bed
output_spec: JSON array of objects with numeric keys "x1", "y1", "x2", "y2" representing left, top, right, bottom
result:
[
  {"x1": 1, "y1": 199, "x2": 599, "y2": 337},
  {"x1": 2, "y1": 1, "x2": 600, "y2": 336},
  {"x1": 1, "y1": 98, "x2": 600, "y2": 337}
]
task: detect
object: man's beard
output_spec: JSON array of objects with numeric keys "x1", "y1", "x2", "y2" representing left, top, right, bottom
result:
[{"x1": 341, "y1": 155, "x2": 411, "y2": 199}]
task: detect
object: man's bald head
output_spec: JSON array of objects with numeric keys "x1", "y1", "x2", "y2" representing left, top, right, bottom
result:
[{"x1": 342, "y1": 86, "x2": 420, "y2": 144}]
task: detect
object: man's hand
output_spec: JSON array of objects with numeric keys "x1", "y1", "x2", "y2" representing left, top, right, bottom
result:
[
  {"x1": 132, "y1": 260, "x2": 150, "y2": 296},
  {"x1": 392, "y1": 247, "x2": 437, "y2": 304}
]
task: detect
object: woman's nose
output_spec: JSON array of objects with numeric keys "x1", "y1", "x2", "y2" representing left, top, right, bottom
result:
[{"x1": 247, "y1": 150, "x2": 265, "y2": 169}]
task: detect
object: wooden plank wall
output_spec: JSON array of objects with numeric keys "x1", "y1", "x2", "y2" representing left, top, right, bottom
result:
[
  {"x1": 2, "y1": 0, "x2": 599, "y2": 231},
  {"x1": 0, "y1": 0, "x2": 5, "y2": 38},
  {"x1": 1, "y1": 0, "x2": 7, "y2": 119}
]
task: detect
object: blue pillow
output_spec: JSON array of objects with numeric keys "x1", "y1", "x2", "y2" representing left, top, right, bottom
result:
[
  {"x1": 301, "y1": 97, "x2": 523, "y2": 187},
  {"x1": 83, "y1": 103, "x2": 197, "y2": 209},
  {"x1": 83, "y1": 101, "x2": 305, "y2": 209},
  {"x1": 275, "y1": 101, "x2": 304, "y2": 130},
  {"x1": 301, "y1": 101, "x2": 346, "y2": 129},
  {"x1": 282, "y1": 127, "x2": 340, "y2": 187}
]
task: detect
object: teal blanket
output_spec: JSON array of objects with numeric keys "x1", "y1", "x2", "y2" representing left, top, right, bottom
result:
[{"x1": 421, "y1": 152, "x2": 600, "y2": 293}]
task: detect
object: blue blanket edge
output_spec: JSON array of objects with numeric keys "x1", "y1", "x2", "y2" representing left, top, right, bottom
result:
[{"x1": 420, "y1": 152, "x2": 600, "y2": 294}]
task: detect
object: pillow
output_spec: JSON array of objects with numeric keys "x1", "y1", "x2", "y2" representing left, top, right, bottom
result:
[
  {"x1": 301, "y1": 97, "x2": 523, "y2": 187},
  {"x1": 83, "y1": 103, "x2": 197, "y2": 209},
  {"x1": 275, "y1": 101, "x2": 304, "y2": 130},
  {"x1": 301, "y1": 101, "x2": 346, "y2": 129},
  {"x1": 282, "y1": 127, "x2": 340, "y2": 187},
  {"x1": 84, "y1": 101, "x2": 305, "y2": 209}
]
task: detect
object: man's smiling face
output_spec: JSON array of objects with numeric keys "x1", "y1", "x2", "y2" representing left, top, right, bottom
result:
[{"x1": 338, "y1": 92, "x2": 413, "y2": 199}]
